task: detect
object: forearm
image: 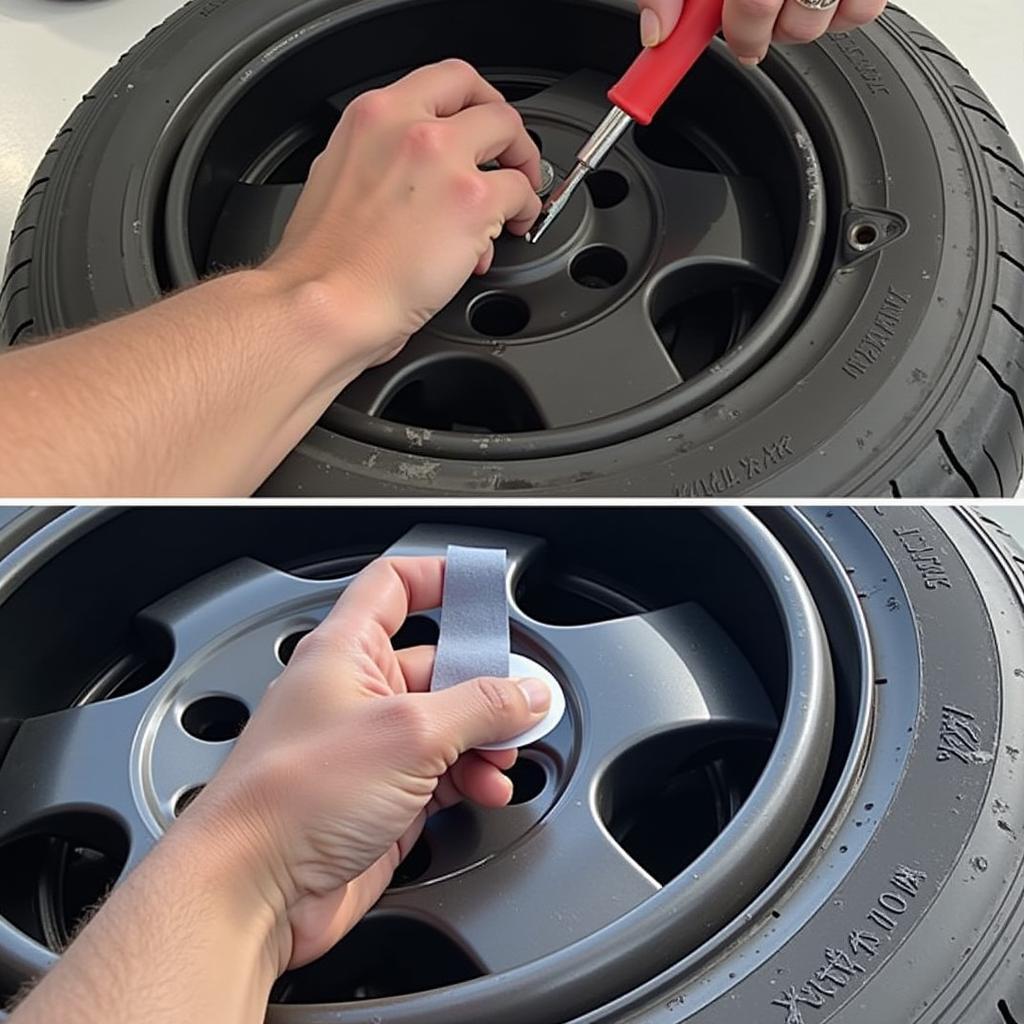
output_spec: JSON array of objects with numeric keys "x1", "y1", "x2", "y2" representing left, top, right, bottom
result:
[
  {"x1": 0, "y1": 270, "x2": 361, "y2": 497},
  {"x1": 10, "y1": 819, "x2": 287, "y2": 1024}
]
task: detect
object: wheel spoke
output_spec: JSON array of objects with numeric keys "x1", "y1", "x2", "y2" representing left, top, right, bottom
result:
[
  {"x1": 137, "y1": 557, "x2": 346, "y2": 687},
  {"x1": 335, "y1": 330, "x2": 471, "y2": 417},
  {"x1": 0, "y1": 694, "x2": 151, "y2": 854},
  {"x1": 383, "y1": 797, "x2": 658, "y2": 974},
  {"x1": 513, "y1": 601, "x2": 776, "y2": 761},
  {"x1": 498, "y1": 297, "x2": 682, "y2": 426},
  {"x1": 134, "y1": 559, "x2": 351, "y2": 822},
  {"x1": 0, "y1": 561, "x2": 352, "y2": 871},
  {"x1": 206, "y1": 182, "x2": 304, "y2": 269},
  {"x1": 515, "y1": 69, "x2": 614, "y2": 125},
  {"x1": 624, "y1": 157, "x2": 784, "y2": 281}
]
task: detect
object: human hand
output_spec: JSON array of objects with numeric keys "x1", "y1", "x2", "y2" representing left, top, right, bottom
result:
[
  {"x1": 179, "y1": 555, "x2": 551, "y2": 974},
  {"x1": 264, "y1": 59, "x2": 542, "y2": 381},
  {"x1": 637, "y1": 0, "x2": 886, "y2": 66}
]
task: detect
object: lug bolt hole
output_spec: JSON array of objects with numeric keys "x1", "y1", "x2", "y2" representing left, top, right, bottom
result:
[
  {"x1": 181, "y1": 696, "x2": 249, "y2": 742},
  {"x1": 585, "y1": 169, "x2": 629, "y2": 209},
  {"x1": 469, "y1": 293, "x2": 531, "y2": 337},
  {"x1": 174, "y1": 785, "x2": 205, "y2": 817},
  {"x1": 504, "y1": 757, "x2": 547, "y2": 804},
  {"x1": 278, "y1": 630, "x2": 312, "y2": 665},
  {"x1": 570, "y1": 246, "x2": 628, "y2": 290},
  {"x1": 849, "y1": 222, "x2": 880, "y2": 251}
]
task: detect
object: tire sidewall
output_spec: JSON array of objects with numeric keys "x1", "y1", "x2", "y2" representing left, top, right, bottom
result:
[{"x1": 587, "y1": 506, "x2": 1021, "y2": 1023}]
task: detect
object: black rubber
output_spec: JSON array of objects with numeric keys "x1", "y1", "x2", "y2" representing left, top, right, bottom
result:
[
  {"x1": 1, "y1": 3, "x2": 1023, "y2": 498},
  {"x1": 1, "y1": 506, "x2": 1024, "y2": 1023}
]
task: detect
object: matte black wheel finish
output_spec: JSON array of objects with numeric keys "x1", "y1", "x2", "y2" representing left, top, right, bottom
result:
[
  {"x1": 5, "y1": 3, "x2": 1024, "y2": 495},
  {"x1": 164, "y1": 54, "x2": 824, "y2": 456}
]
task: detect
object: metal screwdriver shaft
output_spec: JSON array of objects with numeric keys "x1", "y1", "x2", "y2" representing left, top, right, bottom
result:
[
  {"x1": 526, "y1": 0, "x2": 725, "y2": 244},
  {"x1": 526, "y1": 108, "x2": 633, "y2": 244}
]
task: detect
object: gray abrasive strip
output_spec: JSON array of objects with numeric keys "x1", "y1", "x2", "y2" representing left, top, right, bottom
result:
[
  {"x1": 429, "y1": 545, "x2": 510, "y2": 692},
  {"x1": 429, "y1": 544, "x2": 566, "y2": 750}
]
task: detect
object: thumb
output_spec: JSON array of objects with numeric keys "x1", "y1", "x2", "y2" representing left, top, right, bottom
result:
[
  {"x1": 423, "y1": 676, "x2": 551, "y2": 752},
  {"x1": 639, "y1": 0, "x2": 684, "y2": 47}
]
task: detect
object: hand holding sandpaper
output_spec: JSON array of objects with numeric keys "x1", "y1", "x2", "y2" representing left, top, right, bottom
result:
[{"x1": 430, "y1": 544, "x2": 566, "y2": 750}]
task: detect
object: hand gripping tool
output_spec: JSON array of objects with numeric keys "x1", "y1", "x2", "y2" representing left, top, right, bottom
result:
[{"x1": 526, "y1": 0, "x2": 726, "y2": 244}]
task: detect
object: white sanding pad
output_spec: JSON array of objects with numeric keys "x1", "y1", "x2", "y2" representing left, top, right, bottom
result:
[{"x1": 475, "y1": 652, "x2": 567, "y2": 751}]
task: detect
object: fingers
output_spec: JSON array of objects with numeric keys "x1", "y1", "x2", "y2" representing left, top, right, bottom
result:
[
  {"x1": 477, "y1": 746, "x2": 519, "y2": 770},
  {"x1": 318, "y1": 557, "x2": 445, "y2": 643},
  {"x1": 475, "y1": 242, "x2": 496, "y2": 277},
  {"x1": 450, "y1": 753, "x2": 515, "y2": 806},
  {"x1": 427, "y1": 752, "x2": 518, "y2": 816},
  {"x1": 447, "y1": 102, "x2": 541, "y2": 244},
  {"x1": 395, "y1": 646, "x2": 518, "y2": 768},
  {"x1": 723, "y1": 0, "x2": 784, "y2": 65},
  {"x1": 830, "y1": 0, "x2": 885, "y2": 32},
  {"x1": 723, "y1": 0, "x2": 873, "y2": 62},
  {"x1": 775, "y1": 0, "x2": 838, "y2": 44},
  {"x1": 452, "y1": 102, "x2": 541, "y2": 189},
  {"x1": 419, "y1": 675, "x2": 551, "y2": 752},
  {"x1": 638, "y1": 0, "x2": 685, "y2": 47},
  {"x1": 486, "y1": 168, "x2": 543, "y2": 238},
  {"x1": 391, "y1": 58, "x2": 506, "y2": 117},
  {"x1": 396, "y1": 644, "x2": 437, "y2": 693}
]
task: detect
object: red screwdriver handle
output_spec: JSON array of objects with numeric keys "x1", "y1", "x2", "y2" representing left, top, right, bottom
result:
[{"x1": 608, "y1": 0, "x2": 725, "y2": 125}]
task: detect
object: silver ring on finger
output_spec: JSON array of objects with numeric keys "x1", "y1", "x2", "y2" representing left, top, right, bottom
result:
[{"x1": 792, "y1": 0, "x2": 840, "y2": 9}]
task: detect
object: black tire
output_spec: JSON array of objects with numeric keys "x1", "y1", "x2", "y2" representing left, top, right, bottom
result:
[
  {"x1": 2, "y1": 2, "x2": 1023, "y2": 497},
  {"x1": 1, "y1": 505, "x2": 1024, "y2": 1023}
]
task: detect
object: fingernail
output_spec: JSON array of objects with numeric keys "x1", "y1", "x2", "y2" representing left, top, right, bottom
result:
[
  {"x1": 640, "y1": 8, "x2": 661, "y2": 47},
  {"x1": 517, "y1": 677, "x2": 551, "y2": 714},
  {"x1": 738, "y1": 54, "x2": 763, "y2": 67}
]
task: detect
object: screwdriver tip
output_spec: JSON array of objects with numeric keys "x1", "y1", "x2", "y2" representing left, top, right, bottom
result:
[
  {"x1": 525, "y1": 161, "x2": 590, "y2": 245},
  {"x1": 524, "y1": 214, "x2": 551, "y2": 246}
]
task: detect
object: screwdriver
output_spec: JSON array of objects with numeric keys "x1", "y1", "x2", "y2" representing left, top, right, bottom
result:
[{"x1": 526, "y1": 0, "x2": 726, "y2": 244}]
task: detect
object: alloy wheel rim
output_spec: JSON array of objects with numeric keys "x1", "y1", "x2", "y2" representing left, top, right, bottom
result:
[
  {"x1": 0, "y1": 508, "x2": 877, "y2": 1024},
  {"x1": 162, "y1": 0, "x2": 828, "y2": 460}
]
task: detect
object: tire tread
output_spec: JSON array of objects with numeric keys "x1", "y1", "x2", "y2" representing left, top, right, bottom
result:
[
  {"x1": 1, "y1": 0, "x2": 201, "y2": 345},
  {"x1": 885, "y1": 7, "x2": 1024, "y2": 497}
]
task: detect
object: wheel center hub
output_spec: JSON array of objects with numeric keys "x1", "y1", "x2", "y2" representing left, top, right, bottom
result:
[
  {"x1": 488, "y1": 155, "x2": 584, "y2": 269},
  {"x1": 126, "y1": 562, "x2": 574, "y2": 868},
  {"x1": 430, "y1": 114, "x2": 658, "y2": 344}
]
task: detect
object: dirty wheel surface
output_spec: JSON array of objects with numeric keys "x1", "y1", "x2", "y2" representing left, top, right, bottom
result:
[{"x1": 1, "y1": 2, "x2": 1023, "y2": 497}]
